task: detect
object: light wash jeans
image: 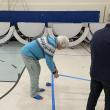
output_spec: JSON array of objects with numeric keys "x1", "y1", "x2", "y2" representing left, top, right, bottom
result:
[{"x1": 22, "y1": 55, "x2": 41, "y2": 97}]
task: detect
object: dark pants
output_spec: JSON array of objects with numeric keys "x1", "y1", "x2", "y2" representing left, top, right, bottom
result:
[{"x1": 86, "y1": 79, "x2": 110, "y2": 110}]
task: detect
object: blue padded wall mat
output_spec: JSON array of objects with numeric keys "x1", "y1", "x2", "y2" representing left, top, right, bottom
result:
[{"x1": 0, "y1": 11, "x2": 100, "y2": 25}]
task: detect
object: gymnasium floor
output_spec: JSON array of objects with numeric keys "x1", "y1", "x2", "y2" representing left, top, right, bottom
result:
[{"x1": 0, "y1": 41, "x2": 104, "y2": 110}]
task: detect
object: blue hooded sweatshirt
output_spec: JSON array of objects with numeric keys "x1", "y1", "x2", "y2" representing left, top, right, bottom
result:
[{"x1": 21, "y1": 35, "x2": 57, "y2": 73}]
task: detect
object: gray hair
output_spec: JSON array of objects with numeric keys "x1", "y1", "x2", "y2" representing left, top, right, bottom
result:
[{"x1": 57, "y1": 35, "x2": 69, "y2": 48}]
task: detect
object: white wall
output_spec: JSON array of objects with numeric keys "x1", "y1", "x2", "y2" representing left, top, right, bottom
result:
[
  {"x1": 104, "y1": 3, "x2": 110, "y2": 22},
  {"x1": 22, "y1": 0, "x2": 109, "y2": 3},
  {"x1": 0, "y1": 0, "x2": 108, "y2": 10},
  {"x1": 0, "y1": 0, "x2": 108, "y2": 6}
]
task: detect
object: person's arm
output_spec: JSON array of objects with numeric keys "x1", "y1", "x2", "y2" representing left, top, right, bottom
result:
[{"x1": 45, "y1": 54, "x2": 59, "y2": 78}]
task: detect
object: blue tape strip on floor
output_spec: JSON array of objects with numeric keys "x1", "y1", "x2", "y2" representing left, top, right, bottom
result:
[
  {"x1": 50, "y1": 73, "x2": 90, "y2": 110},
  {"x1": 59, "y1": 74, "x2": 90, "y2": 82},
  {"x1": 51, "y1": 74, "x2": 56, "y2": 110}
]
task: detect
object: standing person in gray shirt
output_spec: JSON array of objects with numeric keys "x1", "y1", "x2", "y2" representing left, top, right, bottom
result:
[{"x1": 21, "y1": 35, "x2": 69, "y2": 100}]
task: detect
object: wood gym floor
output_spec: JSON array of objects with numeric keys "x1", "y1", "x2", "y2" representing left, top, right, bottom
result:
[{"x1": 0, "y1": 41, "x2": 104, "y2": 110}]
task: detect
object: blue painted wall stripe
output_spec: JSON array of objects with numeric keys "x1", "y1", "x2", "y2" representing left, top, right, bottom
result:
[{"x1": 0, "y1": 11, "x2": 100, "y2": 25}]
